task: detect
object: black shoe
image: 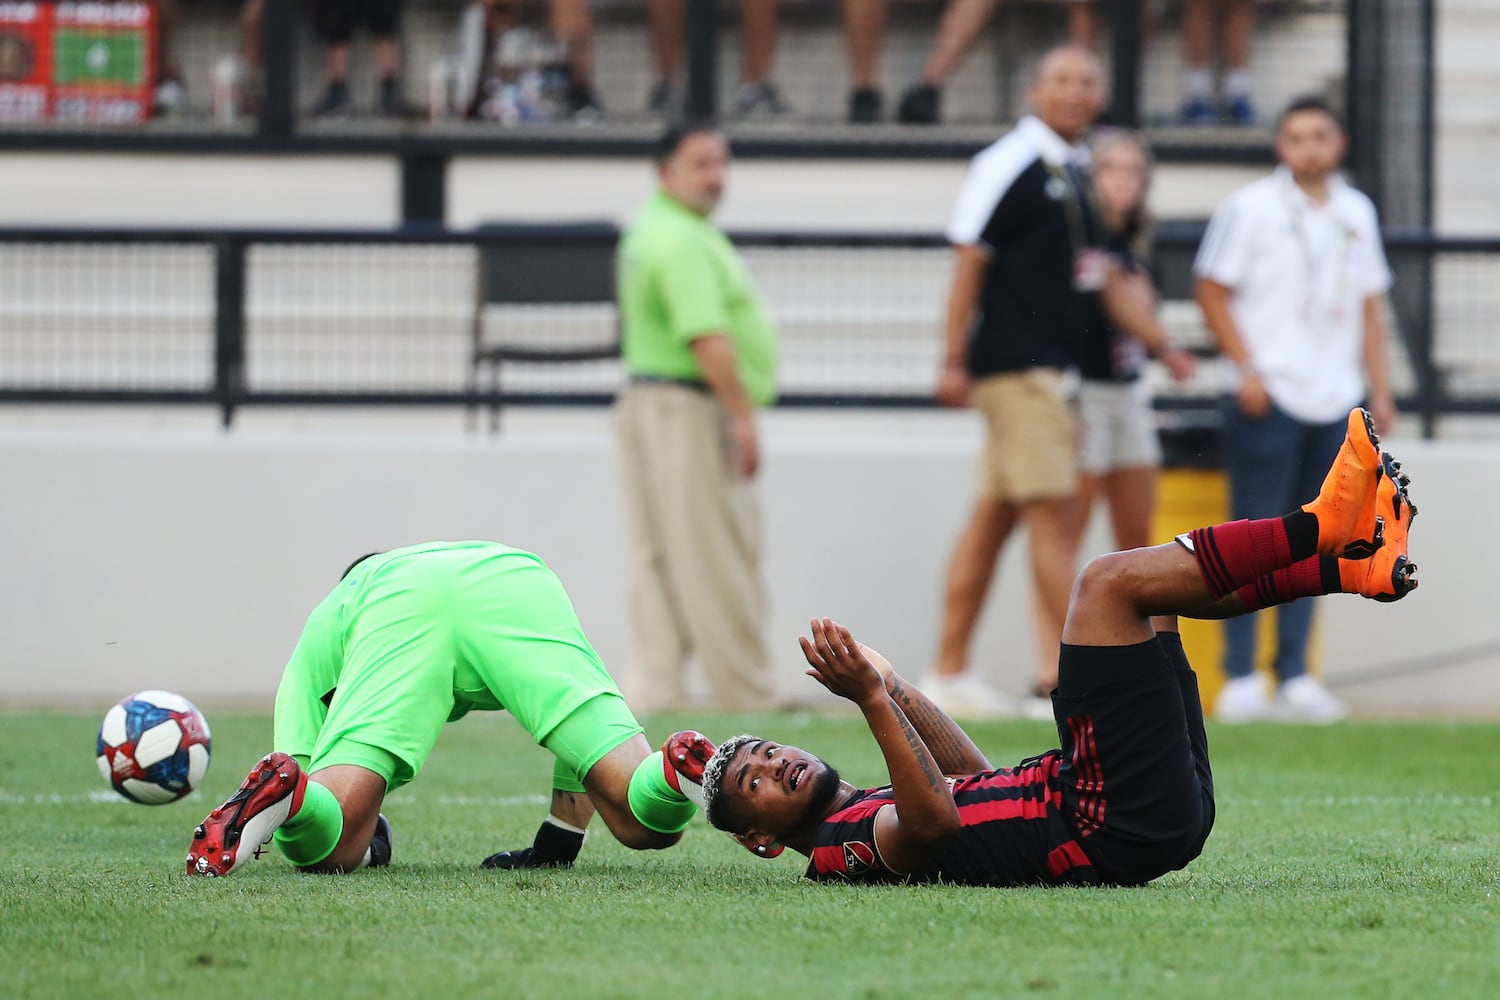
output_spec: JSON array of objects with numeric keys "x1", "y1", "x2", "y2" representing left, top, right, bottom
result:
[
  {"x1": 481, "y1": 818, "x2": 584, "y2": 869},
  {"x1": 367, "y1": 813, "x2": 393, "y2": 868},
  {"x1": 848, "y1": 87, "x2": 883, "y2": 124},
  {"x1": 481, "y1": 846, "x2": 573, "y2": 869},
  {"x1": 731, "y1": 81, "x2": 790, "y2": 117},
  {"x1": 647, "y1": 80, "x2": 680, "y2": 115},
  {"x1": 898, "y1": 83, "x2": 941, "y2": 124},
  {"x1": 311, "y1": 80, "x2": 352, "y2": 118},
  {"x1": 566, "y1": 82, "x2": 603, "y2": 122},
  {"x1": 378, "y1": 77, "x2": 410, "y2": 119}
]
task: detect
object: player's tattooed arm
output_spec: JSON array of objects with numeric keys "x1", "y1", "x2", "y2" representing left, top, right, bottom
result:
[
  {"x1": 855, "y1": 639, "x2": 992, "y2": 774},
  {"x1": 886, "y1": 676, "x2": 993, "y2": 774},
  {"x1": 801, "y1": 619, "x2": 960, "y2": 866}
]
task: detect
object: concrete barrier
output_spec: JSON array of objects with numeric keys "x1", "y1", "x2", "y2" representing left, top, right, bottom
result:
[{"x1": 0, "y1": 410, "x2": 1493, "y2": 717}]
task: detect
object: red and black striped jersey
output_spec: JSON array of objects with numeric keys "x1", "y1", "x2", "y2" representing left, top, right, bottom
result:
[{"x1": 804, "y1": 751, "x2": 1099, "y2": 886}]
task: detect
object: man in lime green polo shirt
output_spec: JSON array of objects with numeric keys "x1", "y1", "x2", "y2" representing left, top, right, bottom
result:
[{"x1": 614, "y1": 120, "x2": 781, "y2": 714}]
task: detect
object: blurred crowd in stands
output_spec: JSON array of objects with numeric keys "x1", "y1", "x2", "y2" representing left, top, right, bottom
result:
[{"x1": 139, "y1": 0, "x2": 1268, "y2": 126}]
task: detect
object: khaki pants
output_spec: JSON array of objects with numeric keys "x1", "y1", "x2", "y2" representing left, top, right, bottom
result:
[
  {"x1": 615, "y1": 383, "x2": 772, "y2": 713},
  {"x1": 971, "y1": 370, "x2": 1079, "y2": 502}
]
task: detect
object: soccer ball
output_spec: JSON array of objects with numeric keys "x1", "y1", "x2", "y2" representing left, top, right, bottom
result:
[{"x1": 95, "y1": 690, "x2": 212, "y2": 804}]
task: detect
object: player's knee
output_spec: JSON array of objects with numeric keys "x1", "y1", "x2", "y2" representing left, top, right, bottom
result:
[{"x1": 1072, "y1": 550, "x2": 1135, "y2": 607}]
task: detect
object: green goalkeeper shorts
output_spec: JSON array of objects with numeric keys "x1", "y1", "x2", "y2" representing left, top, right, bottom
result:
[{"x1": 273, "y1": 541, "x2": 640, "y2": 790}]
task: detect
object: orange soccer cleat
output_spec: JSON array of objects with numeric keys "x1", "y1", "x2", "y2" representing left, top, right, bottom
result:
[
  {"x1": 1340, "y1": 453, "x2": 1418, "y2": 602},
  {"x1": 1302, "y1": 407, "x2": 1386, "y2": 557}
]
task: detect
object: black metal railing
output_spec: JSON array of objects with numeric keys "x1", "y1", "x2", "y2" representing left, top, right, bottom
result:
[{"x1": 0, "y1": 223, "x2": 1489, "y2": 436}]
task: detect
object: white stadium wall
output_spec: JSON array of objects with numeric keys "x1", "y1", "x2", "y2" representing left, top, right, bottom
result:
[
  {"x1": 1, "y1": 412, "x2": 1495, "y2": 717},
  {"x1": 0, "y1": 153, "x2": 1264, "y2": 231}
]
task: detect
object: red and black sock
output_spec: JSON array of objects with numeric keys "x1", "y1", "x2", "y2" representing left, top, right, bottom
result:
[
  {"x1": 1189, "y1": 511, "x2": 1321, "y2": 600},
  {"x1": 1233, "y1": 555, "x2": 1342, "y2": 613}
]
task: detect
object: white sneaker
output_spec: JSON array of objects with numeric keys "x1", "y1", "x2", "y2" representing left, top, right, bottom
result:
[
  {"x1": 920, "y1": 671, "x2": 1017, "y2": 720},
  {"x1": 1274, "y1": 675, "x2": 1348, "y2": 724},
  {"x1": 1214, "y1": 674, "x2": 1272, "y2": 723},
  {"x1": 1019, "y1": 692, "x2": 1056, "y2": 722}
]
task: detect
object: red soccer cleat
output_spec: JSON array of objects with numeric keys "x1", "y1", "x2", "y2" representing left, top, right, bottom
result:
[
  {"x1": 186, "y1": 752, "x2": 306, "y2": 877},
  {"x1": 662, "y1": 730, "x2": 716, "y2": 810}
]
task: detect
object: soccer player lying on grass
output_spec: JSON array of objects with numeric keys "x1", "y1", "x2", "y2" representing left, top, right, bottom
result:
[
  {"x1": 681, "y1": 408, "x2": 1416, "y2": 886},
  {"x1": 185, "y1": 542, "x2": 701, "y2": 877}
]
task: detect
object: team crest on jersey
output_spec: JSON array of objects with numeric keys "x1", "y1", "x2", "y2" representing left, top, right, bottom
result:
[{"x1": 842, "y1": 841, "x2": 876, "y2": 874}]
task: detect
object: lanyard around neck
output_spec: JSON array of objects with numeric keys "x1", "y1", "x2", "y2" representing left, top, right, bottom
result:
[
  {"x1": 1280, "y1": 178, "x2": 1357, "y2": 326},
  {"x1": 1047, "y1": 160, "x2": 1099, "y2": 255}
]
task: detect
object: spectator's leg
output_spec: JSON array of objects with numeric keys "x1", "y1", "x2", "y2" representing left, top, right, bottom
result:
[
  {"x1": 918, "y1": 0, "x2": 1000, "y2": 87},
  {"x1": 1179, "y1": 0, "x2": 1216, "y2": 123},
  {"x1": 372, "y1": 38, "x2": 401, "y2": 81},
  {"x1": 648, "y1": 0, "x2": 686, "y2": 108},
  {"x1": 898, "y1": 0, "x2": 998, "y2": 124},
  {"x1": 1068, "y1": 0, "x2": 1100, "y2": 51},
  {"x1": 1214, "y1": 398, "x2": 1302, "y2": 720},
  {"x1": 844, "y1": 0, "x2": 886, "y2": 90},
  {"x1": 843, "y1": 0, "x2": 887, "y2": 121},
  {"x1": 739, "y1": 0, "x2": 779, "y2": 84},
  {"x1": 1224, "y1": 0, "x2": 1255, "y2": 72},
  {"x1": 155, "y1": 0, "x2": 182, "y2": 80},
  {"x1": 152, "y1": 0, "x2": 185, "y2": 115},
  {"x1": 1221, "y1": 0, "x2": 1256, "y2": 124},
  {"x1": 1023, "y1": 492, "x2": 1085, "y2": 692},
  {"x1": 310, "y1": 0, "x2": 355, "y2": 115},
  {"x1": 932, "y1": 496, "x2": 1019, "y2": 676},
  {"x1": 367, "y1": 0, "x2": 406, "y2": 117},
  {"x1": 1182, "y1": 0, "x2": 1213, "y2": 72},
  {"x1": 552, "y1": 0, "x2": 602, "y2": 116},
  {"x1": 1261, "y1": 415, "x2": 1355, "y2": 722},
  {"x1": 1103, "y1": 465, "x2": 1159, "y2": 552},
  {"x1": 728, "y1": 0, "x2": 787, "y2": 115},
  {"x1": 552, "y1": 0, "x2": 595, "y2": 86},
  {"x1": 655, "y1": 392, "x2": 773, "y2": 711},
  {"x1": 1271, "y1": 417, "x2": 1348, "y2": 683},
  {"x1": 1027, "y1": 480, "x2": 1093, "y2": 708},
  {"x1": 615, "y1": 390, "x2": 692, "y2": 715},
  {"x1": 241, "y1": 0, "x2": 263, "y2": 73},
  {"x1": 327, "y1": 45, "x2": 351, "y2": 84}
]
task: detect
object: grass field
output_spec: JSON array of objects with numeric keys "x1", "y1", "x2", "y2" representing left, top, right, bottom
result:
[{"x1": 3, "y1": 709, "x2": 1498, "y2": 1000}]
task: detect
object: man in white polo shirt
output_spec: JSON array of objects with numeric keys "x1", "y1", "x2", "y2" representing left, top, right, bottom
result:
[{"x1": 1193, "y1": 95, "x2": 1397, "y2": 723}]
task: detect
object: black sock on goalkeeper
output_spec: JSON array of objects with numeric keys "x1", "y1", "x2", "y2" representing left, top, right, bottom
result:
[{"x1": 480, "y1": 815, "x2": 586, "y2": 869}]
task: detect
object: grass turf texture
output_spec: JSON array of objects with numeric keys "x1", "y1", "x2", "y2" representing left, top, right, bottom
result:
[{"x1": 2, "y1": 710, "x2": 1497, "y2": 999}]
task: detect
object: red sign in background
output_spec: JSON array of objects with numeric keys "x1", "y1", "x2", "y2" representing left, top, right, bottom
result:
[{"x1": 0, "y1": 2, "x2": 157, "y2": 124}]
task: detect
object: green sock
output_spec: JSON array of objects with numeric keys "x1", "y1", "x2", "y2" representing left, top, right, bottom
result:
[
  {"x1": 273, "y1": 780, "x2": 344, "y2": 867},
  {"x1": 626, "y1": 751, "x2": 696, "y2": 835}
]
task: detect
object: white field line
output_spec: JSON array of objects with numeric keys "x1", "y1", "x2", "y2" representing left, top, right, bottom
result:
[
  {"x1": 0, "y1": 789, "x2": 552, "y2": 807},
  {"x1": 1227, "y1": 795, "x2": 1496, "y2": 809},
  {"x1": 0, "y1": 791, "x2": 1491, "y2": 810}
]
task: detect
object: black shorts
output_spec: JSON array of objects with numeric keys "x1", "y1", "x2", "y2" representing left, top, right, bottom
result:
[
  {"x1": 1050, "y1": 632, "x2": 1216, "y2": 885},
  {"x1": 315, "y1": 0, "x2": 403, "y2": 43}
]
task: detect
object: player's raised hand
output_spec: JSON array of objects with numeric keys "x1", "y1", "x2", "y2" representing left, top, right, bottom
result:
[
  {"x1": 800, "y1": 618, "x2": 886, "y2": 708},
  {"x1": 856, "y1": 641, "x2": 896, "y2": 683}
]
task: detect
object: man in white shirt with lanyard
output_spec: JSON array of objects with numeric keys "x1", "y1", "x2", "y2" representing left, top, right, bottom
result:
[{"x1": 1193, "y1": 95, "x2": 1397, "y2": 723}]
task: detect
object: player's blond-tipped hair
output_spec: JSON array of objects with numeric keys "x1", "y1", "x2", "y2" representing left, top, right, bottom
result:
[{"x1": 700, "y1": 733, "x2": 759, "y2": 832}]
